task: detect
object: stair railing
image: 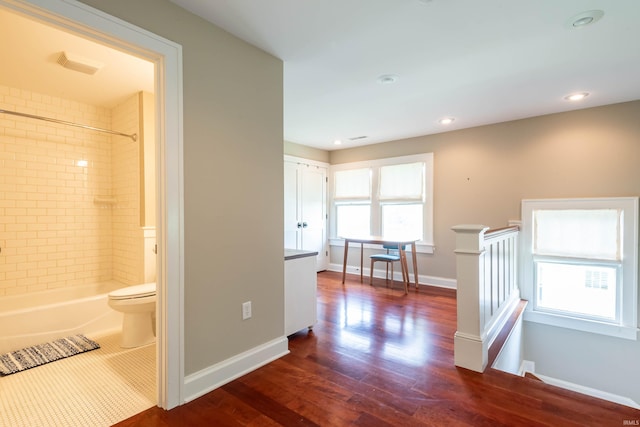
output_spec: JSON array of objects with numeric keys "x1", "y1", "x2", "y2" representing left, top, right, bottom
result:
[{"x1": 451, "y1": 224, "x2": 520, "y2": 372}]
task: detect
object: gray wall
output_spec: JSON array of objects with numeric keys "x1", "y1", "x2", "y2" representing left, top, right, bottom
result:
[
  {"x1": 329, "y1": 101, "x2": 640, "y2": 281},
  {"x1": 525, "y1": 322, "x2": 640, "y2": 404},
  {"x1": 329, "y1": 100, "x2": 640, "y2": 403},
  {"x1": 284, "y1": 140, "x2": 330, "y2": 163},
  {"x1": 75, "y1": 0, "x2": 640, "y2": 401},
  {"x1": 80, "y1": 0, "x2": 284, "y2": 376}
]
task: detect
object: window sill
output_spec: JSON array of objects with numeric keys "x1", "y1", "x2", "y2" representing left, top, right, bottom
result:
[
  {"x1": 523, "y1": 310, "x2": 639, "y2": 340},
  {"x1": 328, "y1": 238, "x2": 435, "y2": 254}
]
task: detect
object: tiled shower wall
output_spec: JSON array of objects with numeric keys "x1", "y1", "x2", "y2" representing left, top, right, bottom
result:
[
  {"x1": 0, "y1": 85, "x2": 144, "y2": 296},
  {"x1": 112, "y1": 94, "x2": 144, "y2": 285}
]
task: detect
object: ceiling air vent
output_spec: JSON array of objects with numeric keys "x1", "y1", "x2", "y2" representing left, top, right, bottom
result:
[
  {"x1": 348, "y1": 136, "x2": 368, "y2": 141},
  {"x1": 57, "y1": 52, "x2": 103, "y2": 75}
]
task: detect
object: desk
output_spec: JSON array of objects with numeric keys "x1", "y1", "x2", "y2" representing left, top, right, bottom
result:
[{"x1": 340, "y1": 236, "x2": 419, "y2": 291}]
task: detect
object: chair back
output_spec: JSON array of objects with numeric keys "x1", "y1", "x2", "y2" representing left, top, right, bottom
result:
[{"x1": 382, "y1": 244, "x2": 405, "y2": 251}]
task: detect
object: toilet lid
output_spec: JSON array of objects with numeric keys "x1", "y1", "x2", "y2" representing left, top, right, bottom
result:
[{"x1": 109, "y1": 283, "x2": 156, "y2": 300}]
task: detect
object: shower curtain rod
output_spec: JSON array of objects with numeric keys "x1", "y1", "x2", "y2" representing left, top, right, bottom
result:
[{"x1": 0, "y1": 108, "x2": 137, "y2": 142}]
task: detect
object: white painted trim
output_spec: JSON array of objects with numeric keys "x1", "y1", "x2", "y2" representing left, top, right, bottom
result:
[
  {"x1": 284, "y1": 154, "x2": 329, "y2": 168},
  {"x1": 484, "y1": 292, "x2": 521, "y2": 349},
  {"x1": 183, "y1": 337, "x2": 289, "y2": 403},
  {"x1": 531, "y1": 373, "x2": 640, "y2": 410},
  {"x1": 327, "y1": 262, "x2": 456, "y2": 289},
  {"x1": 454, "y1": 331, "x2": 487, "y2": 372},
  {"x1": 4, "y1": 0, "x2": 185, "y2": 409},
  {"x1": 523, "y1": 310, "x2": 639, "y2": 340},
  {"x1": 519, "y1": 359, "x2": 536, "y2": 376}
]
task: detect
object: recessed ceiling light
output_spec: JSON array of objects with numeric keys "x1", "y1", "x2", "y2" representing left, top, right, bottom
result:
[
  {"x1": 377, "y1": 74, "x2": 398, "y2": 84},
  {"x1": 564, "y1": 92, "x2": 589, "y2": 101},
  {"x1": 566, "y1": 10, "x2": 604, "y2": 29},
  {"x1": 439, "y1": 117, "x2": 455, "y2": 125},
  {"x1": 333, "y1": 139, "x2": 342, "y2": 145}
]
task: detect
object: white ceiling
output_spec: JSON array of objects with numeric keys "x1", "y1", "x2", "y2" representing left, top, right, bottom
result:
[
  {"x1": 0, "y1": 8, "x2": 154, "y2": 110},
  {"x1": 170, "y1": 0, "x2": 640, "y2": 150},
  {"x1": 2, "y1": 2, "x2": 640, "y2": 151}
]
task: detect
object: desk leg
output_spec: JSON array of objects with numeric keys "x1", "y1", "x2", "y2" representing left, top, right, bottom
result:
[
  {"x1": 341, "y1": 240, "x2": 349, "y2": 284},
  {"x1": 399, "y1": 247, "x2": 409, "y2": 294},
  {"x1": 360, "y1": 243, "x2": 364, "y2": 283},
  {"x1": 411, "y1": 242, "x2": 419, "y2": 289}
]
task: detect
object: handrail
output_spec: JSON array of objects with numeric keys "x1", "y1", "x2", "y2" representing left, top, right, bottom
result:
[{"x1": 485, "y1": 225, "x2": 519, "y2": 240}]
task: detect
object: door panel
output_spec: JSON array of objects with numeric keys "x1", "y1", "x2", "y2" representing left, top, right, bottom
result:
[
  {"x1": 284, "y1": 159, "x2": 328, "y2": 272},
  {"x1": 301, "y1": 167, "x2": 327, "y2": 270},
  {"x1": 284, "y1": 162, "x2": 300, "y2": 249}
]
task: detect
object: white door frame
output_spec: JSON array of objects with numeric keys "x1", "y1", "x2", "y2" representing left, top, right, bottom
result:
[{"x1": 1, "y1": 0, "x2": 185, "y2": 409}]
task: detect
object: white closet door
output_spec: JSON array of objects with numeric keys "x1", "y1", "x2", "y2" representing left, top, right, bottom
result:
[
  {"x1": 300, "y1": 166, "x2": 327, "y2": 271},
  {"x1": 283, "y1": 159, "x2": 328, "y2": 272},
  {"x1": 284, "y1": 161, "x2": 300, "y2": 250}
]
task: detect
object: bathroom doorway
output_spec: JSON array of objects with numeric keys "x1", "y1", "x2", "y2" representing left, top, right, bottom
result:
[{"x1": 0, "y1": 0, "x2": 184, "y2": 421}]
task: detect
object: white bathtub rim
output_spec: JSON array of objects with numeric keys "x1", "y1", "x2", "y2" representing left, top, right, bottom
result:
[
  {"x1": 0, "y1": 281, "x2": 137, "y2": 354},
  {"x1": 0, "y1": 281, "x2": 124, "y2": 313}
]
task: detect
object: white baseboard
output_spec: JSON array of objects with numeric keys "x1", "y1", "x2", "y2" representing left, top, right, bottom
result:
[
  {"x1": 520, "y1": 360, "x2": 535, "y2": 376},
  {"x1": 522, "y1": 367, "x2": 640, "y2": 410},
  {"x1": 183, "y1": 337, "x2": 289, "y2": 403},
  {"x1": 327, "y1": 263, "x2": 456, "y2": 289}
]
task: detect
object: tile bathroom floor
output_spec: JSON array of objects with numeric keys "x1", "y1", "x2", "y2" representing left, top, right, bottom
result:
[{"x1": 0, "y1": 331, "x2": 155, "y2": 427}]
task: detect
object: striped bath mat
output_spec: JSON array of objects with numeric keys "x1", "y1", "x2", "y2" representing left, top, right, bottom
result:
[{"x1": 0, "y1": 334, "x2": 100, "y2": 376}]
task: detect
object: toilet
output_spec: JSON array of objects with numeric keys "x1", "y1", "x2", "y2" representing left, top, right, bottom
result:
[{"x1": 108, "y1": 283, "x2": 156, "y2": 348}]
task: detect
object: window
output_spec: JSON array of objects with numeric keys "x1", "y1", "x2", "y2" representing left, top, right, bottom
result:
[
  {"x1": 521, "y1": 198, "x2": 638, "y2": 339},
  {"x1": 330, "y1": 154, "x2": 434, "y2": 253},
  {"x1": 334, "y1": 168, "x2": 371, "y2": 238}
]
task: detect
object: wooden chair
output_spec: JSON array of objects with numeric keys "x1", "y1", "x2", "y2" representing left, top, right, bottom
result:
[{"x1": 369, "y1": 244, "x2": 407, "y2": 293}]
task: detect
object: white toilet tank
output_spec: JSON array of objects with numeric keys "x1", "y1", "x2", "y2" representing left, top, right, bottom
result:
[{"x1": 143, "y1": 226, "x2": 156, "y2": 283}]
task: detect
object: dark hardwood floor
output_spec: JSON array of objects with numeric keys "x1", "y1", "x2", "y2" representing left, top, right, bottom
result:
[{"x1": 115, "y1": 271, "x2": 640, "y2": 426}]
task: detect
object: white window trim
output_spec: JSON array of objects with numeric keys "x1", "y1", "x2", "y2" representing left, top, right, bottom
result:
[
  {"x1": 521, "y1": 197, "x2": 639, "y2": 340},
  {"x1": 328, "y1": 153, "x2": 434, "y2": 254}
]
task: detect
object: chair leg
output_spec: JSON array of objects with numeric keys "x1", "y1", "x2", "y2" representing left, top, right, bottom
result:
[
  {"x1": 384, "y1": 264, "x2": 389, "y2": 286},
  {"x1": 402, "y1": 258, "x2": 408, "y2": 294},
  {"x1": 390, "y1": 262, "x2": 394, "y2": 288}
]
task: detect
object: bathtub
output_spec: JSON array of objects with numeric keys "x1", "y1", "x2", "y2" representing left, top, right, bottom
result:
[{"x1": 0, "y1": 281, "x2": 125, "y2": 354}]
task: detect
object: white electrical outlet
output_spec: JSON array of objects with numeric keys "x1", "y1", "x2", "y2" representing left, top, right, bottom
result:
[{"x1": 242, "y1": 301, "x2": 252, "y2": 320}]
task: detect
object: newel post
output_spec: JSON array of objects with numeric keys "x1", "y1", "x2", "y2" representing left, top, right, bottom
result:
[{"x1": 451, "y1": 224, "x2": 490, "y2": 372}]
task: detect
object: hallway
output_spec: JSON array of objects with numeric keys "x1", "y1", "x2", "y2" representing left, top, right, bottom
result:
[{"x1": 115, "y1": 271, "x2": 639, "y2": 425}]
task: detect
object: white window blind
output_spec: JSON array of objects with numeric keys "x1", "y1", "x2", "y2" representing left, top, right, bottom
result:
[
  {"x1": 334, "y1": 168, "x2": 370, "y2": 200},
  {"x1": 533, "y1": 209, "x2": 621, "y2": 260},
  {"x1": 379, "y1": 162, "x2": 424, "y2": 201}
]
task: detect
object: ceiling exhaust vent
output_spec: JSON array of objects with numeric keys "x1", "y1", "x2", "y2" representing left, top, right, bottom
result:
[{"x1": 57, "y1": 52, "x2": 103, "y2": 75}]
